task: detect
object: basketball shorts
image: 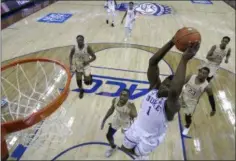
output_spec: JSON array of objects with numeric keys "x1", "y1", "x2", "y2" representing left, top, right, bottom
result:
[
  {"x1": 75, "y1": 65, "x2": 91, "y2": 77},
  {"x1": 125, "y1": 19, "x2": 134, "y2": 30},
  {"x1": 107, "y1": 6, "x2": 115, "y2": 13},
  {"x1": 111, "y1": 117, "x2": 131, "y2": 131},
  {"x1": 123, "y1": 123, "x2": 166, "y2": 156},
  {"x1": 180, "y1": 96, "x2": 197, "y2": 115}
]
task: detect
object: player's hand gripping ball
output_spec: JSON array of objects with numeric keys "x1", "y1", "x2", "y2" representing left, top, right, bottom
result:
[{"x1": 173, "y1": 27, "x2": 201, "y2": 52}]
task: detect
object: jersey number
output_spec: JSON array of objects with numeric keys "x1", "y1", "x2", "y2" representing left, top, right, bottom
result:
[
  {"x1": 146, "y1": 106, "x2": 151, "y2": 115},
  {"x1": 188, "y1": 88, "x2": 196, "y2": 96}
]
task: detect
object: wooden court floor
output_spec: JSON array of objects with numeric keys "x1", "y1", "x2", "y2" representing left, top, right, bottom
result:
[{"x1": 1, "y1": 1, "x2": 235, "y2": 160}]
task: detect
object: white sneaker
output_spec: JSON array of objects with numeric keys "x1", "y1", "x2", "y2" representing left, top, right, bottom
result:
[
  {"x1": 105, "y1": 147, "x2": 117, "y2": 158},
  {"x1": 182, "y1": 127, "x2": 190, "y2": 135},
  {"x1": 124, "y1": 37, "x2": 128, "y2": 42},
  {"x1": 135, "y1": 155, "x2": 149, "y2": 160}
]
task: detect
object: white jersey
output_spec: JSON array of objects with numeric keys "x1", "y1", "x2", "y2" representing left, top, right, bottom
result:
[
  {"x1": 182, "y1": 75, "x2": 208, "y2": 105},
  {"x1": 107, "y1": 0, "x2": 115, "y2": 9},
  {"x1": 72, "y1": 44, "x2": 90, "y2": 69},
  {"x1": 113, "y1": 98, "x2": 131, "y2": 122},
  {"x1": 134, "y1": 89, "x2": 167, "y2": 136},
  {"x1": 208, "y1": 45, "x2": 229, "y2": 66},
  {"x1": 126, "y1": 8, "x2": 136, "y2": 22}
]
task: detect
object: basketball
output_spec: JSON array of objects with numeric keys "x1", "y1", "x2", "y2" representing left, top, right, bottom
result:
[{"x1": 174, "y1": 27, "x2": 201, "y2": 52}]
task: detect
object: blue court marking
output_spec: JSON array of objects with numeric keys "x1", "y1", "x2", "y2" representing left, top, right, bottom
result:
[
  {"x1": 178, "y1": 112, "x2": 188, "y2": 161},
  {"x1": 183, "y1": 135, "x2": 192, "y2": 139},
  {"x1": 92, "y1": 74, "x2": 149, "y2": 84},
  {"x1": 51, "y1": 141, "x2": 135, "y2": 160},
  {"x1": 37, "y1": 13, "x2": 72, "y2": 24},
  {"x1": 91, "y1": 65, "x2": 171, "y2": 76},
  {"x1": 191, "y1": 0, "x2": 213, "y2": 4}
]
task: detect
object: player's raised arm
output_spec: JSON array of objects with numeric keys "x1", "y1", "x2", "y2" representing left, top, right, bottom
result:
[
  {"x1": 121, "y1": 11, "x2": 127, "y2": 24},
  {"x1": 166, "y1": 43, "x2": 200, "y2": 120},
  {"x1": 206, "y1": 45, "x2": 216, "y2": 61},
  {"x1": 147, "y1": 39, "x2": 175, "y2": 89}
]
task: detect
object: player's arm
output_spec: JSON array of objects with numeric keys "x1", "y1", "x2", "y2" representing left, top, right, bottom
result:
[
  {"x1": 147, "y1": 39, "x2": 175, "y2": 89},
  {"x1": 206, "y1": 45, "x2": 216, "y2": 61},
  {"x1": 69, "y1": 46, "x2": 75, "y2": 67},
  {"x1": 101, "y1": 98, "x2": 116, "y2": 129},
  {"x1": 225, "y1": 48, "x2": 231, "y2": 63},
  {"x1": 185, "y1": 74, "x2": 192, "y2": 84},
  {"x1": 166, "y1": 43, "x2": 200, "y2": 120},
  {"x1": 114, "y1": 0, "x2": 117, "y2": 6},
  {"x1": 121, "y1": 11, "x2": 127, "y2": 23},
  {"x1": 128, "y1": 102, "x2": 137, "y2": 120},
  {"x1": 205, "y1": 85, "x2": 216, "y2": 116},
  {"x1": 86, "y1": 46, "x2": 96, "y2": 64}
]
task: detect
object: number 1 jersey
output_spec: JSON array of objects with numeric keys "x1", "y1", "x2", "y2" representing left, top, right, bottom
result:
[{"x1": 134, "y1": 89, "x2": 168, "y2": 136}]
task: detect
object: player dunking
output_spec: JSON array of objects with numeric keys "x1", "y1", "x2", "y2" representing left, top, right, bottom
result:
[
  {"x1": 105, "y1": 0, "x2": 117, "y2": 27},
  {"x1": 181, "y1": 67, "x2": 216, "y2": 135},
  {"x1": 204, "y1": 36, "x2": 231, "y2": 82},
  {"x1": 101, "y1": 89, "x2": 137, "y2": 157},
  {"x1": 120, "y1": 37, "x2": 200, "y2": 160},
  {"x1": 121, "y1": 2, "x2": 138, "y2": 42},
  {"x1": 69, "y1": 35, "x2": 96, "y2": 99}
]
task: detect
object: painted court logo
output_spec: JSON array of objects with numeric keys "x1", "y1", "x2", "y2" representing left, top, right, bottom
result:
[
  {"x1": 38, "y1": 13, "x2": 72, "y2": 23},
  {"x1": 107, "y1": 2, "x2": 172, "y2": 16},
  {"x1": 134, "y1": 3, "x2": 172, "y2": 16}
]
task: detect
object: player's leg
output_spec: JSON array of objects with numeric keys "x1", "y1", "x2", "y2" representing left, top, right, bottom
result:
[
  {"x1": 106, "y1": 9, "x2": 111, "y2": 24},
  {"x1": 75, "y1": 71, "x2": 84, "y2": 99},
  {"x1": 105, "y1": 124, "x2": 117, "y2": 157},
  {"x1": 121, "y1": 124, "x2": 139, "y2": 156},
  {"x1": 105, "y1": 123, "x2": 119, "y2": 157},
  {"x1": 83, "y1": 65, "x2": 93, "y2": 85},
  {"x1": 124, "y1": 27, "x2": 132, "y2": 41},
  {"x1": 182, "y1": 108, "x2": 194, "y2": 135},
  {"x1": 111, "y1": 9, "x2": 115, "y2": 27},
  {"x1": 134, "y1": 133, "x2": 166, "y2": 160}
]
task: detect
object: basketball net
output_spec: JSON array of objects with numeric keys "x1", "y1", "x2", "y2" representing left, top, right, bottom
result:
[{"x1": 1, "y1": 58, "x2": 72, "y2": 160}]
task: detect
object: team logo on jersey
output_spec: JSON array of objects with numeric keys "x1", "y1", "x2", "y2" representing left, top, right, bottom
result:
[{"x1": 109, "y1": 2, "x2": 172, "y2": 16}]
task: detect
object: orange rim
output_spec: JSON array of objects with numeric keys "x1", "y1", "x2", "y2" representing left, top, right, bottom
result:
[{"x1": 1, "y1": 58, "x2": 72, "y2": 134}]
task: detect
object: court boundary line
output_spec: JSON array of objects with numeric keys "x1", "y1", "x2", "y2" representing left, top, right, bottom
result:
[
  {"x1": 2, "y1": 44, "x2": 235, "y2": 75},
  {"x1": 51, "y1": 141, "x2": 135, "y2": 160}
]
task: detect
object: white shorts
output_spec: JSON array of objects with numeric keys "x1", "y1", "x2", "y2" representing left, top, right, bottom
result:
[
  {"x1": 111, "y1": 117, "x2": 131, "y2": 131},
  {"x1": 75, "y1": 65, "x2": 91, "y2": 77},
  {"x1": 125, "y1": 19, "x2": 134, "y2": 30},
  {"x1": 180, "y1": 96, "x2": 197, "y2": 115},
  {"x1": 123, "y1": 123, "x2": 166, "y2": 156},
  {"x1": 107, "y1": 7, "x2": 115, "y2": 13}
]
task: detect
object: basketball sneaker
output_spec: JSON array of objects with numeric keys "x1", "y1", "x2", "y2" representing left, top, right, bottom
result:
[
  {"x1": 182, "y1": 127, "x2": 190, "y2": 135},
  {"x1": 79, "y1": 89, "x2": 84, "y2": 99},
  {"x1": 111, "y1": 23, "x2": 114, "y2": 27},
  {"x1": 105, "y1": 146, "x2": 118, "y2": 158},
  {"x1": 106, "y1": 20, "x2": 109, "y2": 24}
]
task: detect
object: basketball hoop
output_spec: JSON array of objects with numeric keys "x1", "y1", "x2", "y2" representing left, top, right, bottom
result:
[{"x1": 1, "y1": 58, "x2": 72, "y2": 160}]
